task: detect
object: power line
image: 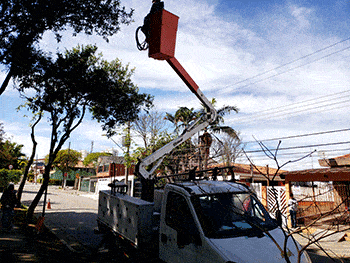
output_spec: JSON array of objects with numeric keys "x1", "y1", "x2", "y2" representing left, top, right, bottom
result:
[
  {"x1": 232, "y1": 92, "x2": 350, "y2": 125},
  {"x1": 244, "y1": 128, "x2": 350, "y2": 144},
  {"x1": 244, "y1": 140, "x2": 350, "y2": 154},
  {"x1": 234, "y1": 89, "x2": 350, "y2": 123},
  {"x1": 247, "y1": 147, "x2": 350, "y2": 159},
  {"x1": 221, "y1": 37, "x2": 350, "y2": 92}
]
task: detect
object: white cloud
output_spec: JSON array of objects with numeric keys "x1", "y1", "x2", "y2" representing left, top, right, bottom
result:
[{"x1": 290, "y1": 5, "x2": 313, "y2": 28}]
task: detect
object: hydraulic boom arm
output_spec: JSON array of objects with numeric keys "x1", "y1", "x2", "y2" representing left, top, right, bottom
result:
[{"x1": 136, "y1": 8, "x2": 217, "y2": 181}]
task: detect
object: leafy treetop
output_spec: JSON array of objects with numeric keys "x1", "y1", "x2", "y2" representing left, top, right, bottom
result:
[
  {"x1": 83, "y1": 152, "x2": 112, "y2": 167},
  {"x1": 0, "y1": 0, "x2": 134, "y2": 95},
  {"x1": 46, "y1": 149, "x2": 82, "y2": 173},
  {"x1": 19, "y1": 45, "x2": 153, "y2": 138}
]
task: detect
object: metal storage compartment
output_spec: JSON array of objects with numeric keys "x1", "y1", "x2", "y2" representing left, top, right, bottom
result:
[{"x1": 98, "y1": 190, "x2": 155, "y2": 248}]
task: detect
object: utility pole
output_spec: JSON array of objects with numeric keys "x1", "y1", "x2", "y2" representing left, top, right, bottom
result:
[
  {"x1": 90, "y1": 141, "x2": 94, "y2": 153},
  {"x1": 63, "y1": 142, "x2": 71, "y2": 189},
  {"x1": 124, "y1": 122, "x2": 131, "y2": 189}
]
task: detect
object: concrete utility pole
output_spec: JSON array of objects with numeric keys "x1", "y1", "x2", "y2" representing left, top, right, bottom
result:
[
  {"x1": 124, "y1": 122, "x2": 131, "y2": 189},
  {"x1": 63, "y1": 142, "x2": 71, "y2": 189}
]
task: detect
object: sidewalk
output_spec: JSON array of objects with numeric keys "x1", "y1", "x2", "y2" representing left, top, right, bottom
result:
[
  {"x1": 0, "y1": 212, "x2": 80, "y2": 262},
  {"x1": 20, "y1": 184, "x2": 103, "y2": 254},
  {"x1": 0, "y1": 184, "x2": 124, "y2": 262},
  {"x1": 292, "y1": 227, "x2": 350, "y2": 263}
]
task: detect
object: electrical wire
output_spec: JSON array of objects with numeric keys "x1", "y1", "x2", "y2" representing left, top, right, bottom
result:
[
  {"x1": 244, "y1": 128, "x2": 350, "y2": 144},
  {"x1": 244, "y1": 140, "x2": 350, "y2": 154},
  {"x1": 136, "y1": 26, "x2": 148, "y2": 51},
  {"x1": 221, "y1": 37, "x2": 350, "y2": 93},
  {"x1": 233, "y1": 90, "x2": 350, "y2": 123},
  {"x1": 232, "y1": 92, "x2": 350, "y2": 125}
]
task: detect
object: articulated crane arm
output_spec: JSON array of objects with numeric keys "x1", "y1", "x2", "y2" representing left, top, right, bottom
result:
[{"x1": 135, "y1": 8, "x2": 217, "y2": 198}]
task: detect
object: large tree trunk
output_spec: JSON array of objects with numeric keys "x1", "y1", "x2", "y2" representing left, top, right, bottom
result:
[
  {"x1": 0, "y1": 69, "x2": 13, "y2": 96},
  {"x1": 26, "y1": 166, "x2": 50, "y2": 220},
  {"x1": 17, "y1": 114, "x2": 41, "y2": 206}
]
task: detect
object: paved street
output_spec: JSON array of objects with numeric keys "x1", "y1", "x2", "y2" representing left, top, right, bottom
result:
[
  {"x1": 2, "y1": 182, "x2": 348, "y2": 262},
  {"x1": 20, "y1": 183, "x2": 102, "y2": 253},
  {"x1": 19, "y1": 183, "x2": 159, "y2": 262}
]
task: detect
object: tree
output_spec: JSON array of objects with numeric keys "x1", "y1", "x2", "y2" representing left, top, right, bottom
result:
[
  {"x1": 198, "y1": 98, "x2": 239, "y2": 137},
  {"x1": 83, "y1": 152, "x2": 112, "y2": 168},
  {"x1": 165, "y1": 99, "x2": 239, "y2": 171},
  {"x1": 0, "y1": 139, "x2": 25, "y2": 170},
  {"x1": 19, "y1": 45, "x2": 152, "y2": 219},
  {"x1": 17, "y1": 112, "x2": 42, "y2": 206},
  {"x1": 212, "y1": 132, "x2": 243, "y2": 167},
  {"x1": 198, "y1": 98, "x2": 239, "y2": 170},
  {"x1": 48, "y1": 148, "x2": 81, "y2": 187},
  {"x1": 133, "y1": 110, "x2": 167, "y2": 150},
  {"x1": 0, "y1": 0, "x2": 133, "y2": 95},
  {"x1": 0, "y1": 169, "x2": 22, "y2": 190},
  {"x1": 165, "y1": 107, "x2": 199, "y2": 135},
  {"x1": 48, "y1": 149, "x2": 81, "y2": 173}
]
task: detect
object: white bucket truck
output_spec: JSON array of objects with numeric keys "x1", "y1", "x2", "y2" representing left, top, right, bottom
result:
[
  {"x1": 97, "y1": 5, "x2": 312, "y2": 263},
  {"x1": 97, "y1": 179, "x2": 311, "y2": 262}
]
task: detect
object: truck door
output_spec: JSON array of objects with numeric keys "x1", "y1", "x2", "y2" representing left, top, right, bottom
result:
[{"x1": 159, "y1": 191, "x2": 202, "y2": 263}]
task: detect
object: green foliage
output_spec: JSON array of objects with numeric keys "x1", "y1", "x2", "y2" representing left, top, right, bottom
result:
[
  {"x1": 0, "y1": 0, "x2": 134, "y2": 93},
  {"x1": 46, "y1": 149, "x2": 81, "y2": 173},
  {"x1": 165, "y1": 107, "x2": 200, "y2": 134},
  {"x1": 199, "y1": 98, "x2": 239, "y2": 137},
  {"x1": 19, "y1": 45, "x2": 153, "y2": 135},
  {"x1": 132, "y1": 132, "x2": 175, "y2": 162},
  {"x1": 83, "y1": 152, "x2": 112, "y2": 167},
  {"x1": 90, "y1": 58, "x2": 153, "y2": 136},
  {"x1": 0, "y1": 139, "x2": 26, "y2": 170},
  {"x1": 18, "y1": 44, "x2": 152, "y2": 218},
  {"x1": 0, "y1": 169, "x2": 22, "y2": 189}
]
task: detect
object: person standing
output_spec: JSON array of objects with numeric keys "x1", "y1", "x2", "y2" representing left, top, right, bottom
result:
[
  {"x1": 141, "y1": 0, "x2": 165, "y2": 42},
  {"x1": 1, "y1": 183, "x2": 18, "y2": 232},
  {"x1": 288, "y1": 193, "x2": 298, "y2": 228}
]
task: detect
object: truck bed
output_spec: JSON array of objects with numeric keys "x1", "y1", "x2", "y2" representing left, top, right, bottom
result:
[{"x1": 97, "y1": 190, "x2": 158, "y2": 248}]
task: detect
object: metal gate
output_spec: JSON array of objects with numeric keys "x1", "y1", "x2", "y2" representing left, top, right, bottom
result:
[{"x1": 267, "y1": 186, "x2": 288, "y2": 224}]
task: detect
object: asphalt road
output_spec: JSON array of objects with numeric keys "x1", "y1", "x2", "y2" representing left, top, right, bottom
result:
[
  {"x1": 21, "y1": 183, "x2": 102, "y2": 251},
  {"x1": 19, "y1": 183, "x2": 350, "y2": 263},
  {"x1": 20, "y1": 183, "x2": 160, "y2": 262}
]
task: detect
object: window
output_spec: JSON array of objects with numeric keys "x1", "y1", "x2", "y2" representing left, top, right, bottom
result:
[
  {"x1": 165, "y1": 192, "x2": 201, "y2": 246},
  {"x1": 166, "y1": 192, "x2": 195, "y2": 230},
  {"x1": 192, "y1": 192, "x2": 278, "y2": 239}
]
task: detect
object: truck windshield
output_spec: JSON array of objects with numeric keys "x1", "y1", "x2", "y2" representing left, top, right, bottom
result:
[{"x1": 191, "y1": 192, "x2": 278, "y2": 239}]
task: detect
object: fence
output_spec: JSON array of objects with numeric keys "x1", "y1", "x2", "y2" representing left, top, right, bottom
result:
[{"x1": 292, "y1": 184, "x2": 334, "y2": 202}]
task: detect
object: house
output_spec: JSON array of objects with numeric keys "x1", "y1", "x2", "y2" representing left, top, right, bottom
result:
[
  {"x1": 81, "y1": 156, "x2": 137, "y2": 195},
  {"x1": 281, "y1": 153, "x2": 350, "y2": 225},
  {"x1": 30, "y1": 159, "x2": 45, "y2": 182},
  {"x1": 209, "y1": 163, "x2": 286, "y2": 186}
]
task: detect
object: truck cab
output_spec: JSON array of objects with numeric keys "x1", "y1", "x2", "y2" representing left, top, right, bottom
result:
[{"x1": 159, "y1": 180, "x2": 311, "y2": 263}]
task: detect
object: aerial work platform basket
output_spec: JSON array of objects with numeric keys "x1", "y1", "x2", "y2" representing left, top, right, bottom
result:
[{"x1": 148, "y1": 10, "x2": 179, "y2": 60}]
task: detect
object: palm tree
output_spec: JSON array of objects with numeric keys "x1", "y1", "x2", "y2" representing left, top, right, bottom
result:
[
  {"x1": 198, "y1": 98, "x2": 239, "y2": 170},
  {"x1": 199, "y1": 98, "x2": 239, "y2": 137},
  {"x1": 164, "y1": 107, "x2": 201, "y2": 173},
  {"x1": 165, "y1": 100, "x2": 239, "y2": 172},
  {"x1": 165, "y1": 106, "x2": 200, "y2": 134}
]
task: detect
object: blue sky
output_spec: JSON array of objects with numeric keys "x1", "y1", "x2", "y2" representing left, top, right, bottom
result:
[{"x1": 1, "y1": 0, "x2": 350, "y2": 170}]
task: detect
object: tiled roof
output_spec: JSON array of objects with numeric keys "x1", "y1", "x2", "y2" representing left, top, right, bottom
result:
[
  {"x1": 318, "y1": 153, "x2": 350, "y2": 167},
  {"x1": 282, "y1": 167, "x2": 350, "y2": 182}
]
